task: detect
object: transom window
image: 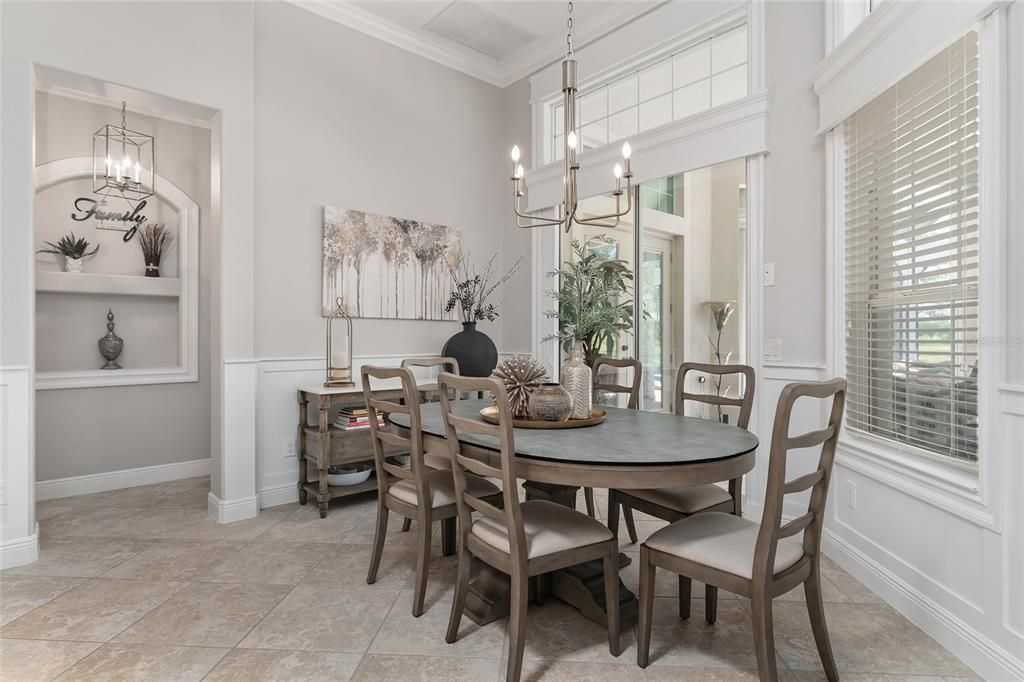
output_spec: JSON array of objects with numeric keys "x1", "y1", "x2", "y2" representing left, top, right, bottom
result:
[
  {"x1": 547, "y1": 24, "x2": 748, "y2": 163},
  {"x1": 843, "y1": 31, "x2": 979, "y2": 462}
]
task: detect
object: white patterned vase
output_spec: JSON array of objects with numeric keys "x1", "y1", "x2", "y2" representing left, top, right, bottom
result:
[{"x1": 560, "y1": 342, "x2": 592, "y2": 420}]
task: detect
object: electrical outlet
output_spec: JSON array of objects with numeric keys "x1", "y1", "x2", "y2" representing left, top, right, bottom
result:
[
  {"x1": 763, "y1": 339, "x2": 782, "y2": 362},
  {"x1": 846, "y1": 481, "x2": 857, "y2": 509},
  {"x1": 763, "y1": 262, "x2": 776, "y2": 286},
  {"x1": 284, "y1": 437, "x2": 297, "y2": 458}
]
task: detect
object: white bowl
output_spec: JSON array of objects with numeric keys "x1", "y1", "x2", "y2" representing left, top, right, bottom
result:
[{"x1": 326, "y1": 464, "x2": 372, "y2": 486}]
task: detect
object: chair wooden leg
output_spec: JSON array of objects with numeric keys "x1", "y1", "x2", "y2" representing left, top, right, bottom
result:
[
  {"x1": 401, "y1": 517, "x2": 412, "y2": 532},
  {"x1": 751, "y1": 591, "x2": 779, "y2": 682},
  {"x1": 602, "y1": 545, "x2": 621, "y2": 657},
  {"x1": 705, "y1": 583, "x2": 718, "y2": 624},
  {"x1": 606, "y1": 491, "x2": 620, "y2": 538},
  {"x1": 366, "y1": 504, "x2": 389, "y2": 584},
  {"x1": 623, "y1": 506, "x2": 639, "y2": 544},
  {"x1": 505, "y1": 568, "x2": 529, "y2": 682},
  {"x1": 411, "y1": 514, "x2": 432, "y2": 617},
  {"x1": 445, "y1": 537, "x2": 471, "y2": 644},
  {"x1": 678, "y1": 576, "x2": 691, "y2": 619},
  {"x1": 534, "y1": 574, "x2": 547, "y2": 606},
  {"x1": 584, "y1": 487, "x2": 597, "y2": 518},
  {"x1": 637, "y1": 545, "x2": 656, "y2": 668},
  {"x1": 805, "y1": 566, "x2": 839, "y2": 681}
]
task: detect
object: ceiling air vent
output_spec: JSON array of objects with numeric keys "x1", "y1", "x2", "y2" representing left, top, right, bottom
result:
[{"x1": 425, "y1": 2, "x2": 538, "y2": 61}]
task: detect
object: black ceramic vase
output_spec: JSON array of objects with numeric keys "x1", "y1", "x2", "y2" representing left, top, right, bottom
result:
[{"x1": 442, "y1": 322, "x2": 498, "y2": 377}]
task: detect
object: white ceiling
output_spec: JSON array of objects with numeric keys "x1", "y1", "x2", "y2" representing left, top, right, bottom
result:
[{"x1": 293, "y1": 0, "x2": 660, "y2": 87}]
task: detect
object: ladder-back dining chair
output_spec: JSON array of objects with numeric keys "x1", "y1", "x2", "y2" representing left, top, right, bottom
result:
[
  {"x1": 636, "y1": 379, "x2": 847, "y2": 681},
  {"x1": 400, "y1": 356, "x2": 461, "y2": 488},
  {"x1": 362, "y1": 365, "x2": 500, "y2": 617},
  {"x1": 584, "y1": 355, "x2": 642, "y2": 518},
  {"x1": 438, "y1": 373, "x2": 621, "y2": 682},
  {"x1": 609, "y1": 362, "x2": 756, "y2": 543}
]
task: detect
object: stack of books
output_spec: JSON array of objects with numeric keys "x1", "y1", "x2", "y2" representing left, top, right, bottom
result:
[{"x1": 334, "y1": 407, "x2": 385, "y2": 431}]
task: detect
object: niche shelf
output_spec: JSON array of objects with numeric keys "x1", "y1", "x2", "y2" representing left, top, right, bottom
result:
[{"x1": 36, "y1": 271, "x2": 181, "y2": 297}]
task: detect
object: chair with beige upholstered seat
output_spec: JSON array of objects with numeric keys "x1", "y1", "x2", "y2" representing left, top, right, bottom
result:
[
  {"x1": 636, "y1": 379, "x2": 847, "y2": 682},
  {"x1": 608, "y1": 362, "x2": 755, "y2": 543},
  {"x1": 362, "y1": 365, "x2": 500, "y2": 617},
  {"x1": 583, "y1": 355, "x2": 642, "y2": 518},
  {"x1": 438, "y1": 373, "x2": 621, "y2": 682}
]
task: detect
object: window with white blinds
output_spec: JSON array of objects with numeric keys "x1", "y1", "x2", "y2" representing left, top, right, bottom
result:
[{"x1": 844, "y1": 31, "x2": 979, "y2": 463}]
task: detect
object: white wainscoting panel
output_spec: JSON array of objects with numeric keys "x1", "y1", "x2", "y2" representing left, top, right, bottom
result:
[{"x1": 0, "y1": 365, "x2": 38, "y2": 568}]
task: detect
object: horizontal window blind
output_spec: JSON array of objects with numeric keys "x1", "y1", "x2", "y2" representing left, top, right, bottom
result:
[{"x1": 844, "y1": 31, "x2": 979, "y2": 462}]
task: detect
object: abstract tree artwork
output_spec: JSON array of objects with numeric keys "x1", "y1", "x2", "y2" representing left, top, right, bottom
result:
[{"x1": 322, "y1": 206, "x2": 462, "y2": 320}]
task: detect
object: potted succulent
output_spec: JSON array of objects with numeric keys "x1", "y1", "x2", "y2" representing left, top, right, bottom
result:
[
  {"x1": 138, "y1": 224, "x2": 172, "y2": 277},
  {"x1": 37, "y1": 232, "x2": 100, "y2": 273}
]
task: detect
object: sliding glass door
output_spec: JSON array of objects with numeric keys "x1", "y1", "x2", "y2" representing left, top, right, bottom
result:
[{"x1": 559, "y1": 158, "x2": 747, "y2": 413}]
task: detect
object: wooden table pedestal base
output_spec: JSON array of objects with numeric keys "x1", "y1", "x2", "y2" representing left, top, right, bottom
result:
[{"x1": 459, "y1": 481, "x2": 637, "y2": 629}]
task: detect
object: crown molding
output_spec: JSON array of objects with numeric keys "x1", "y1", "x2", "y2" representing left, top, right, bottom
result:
[{"x1": 288, "y1": 0, "x2": 661, "y2": 88}]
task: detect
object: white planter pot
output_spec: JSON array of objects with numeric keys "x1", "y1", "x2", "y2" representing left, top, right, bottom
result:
[{"x1": 64, "y1": 257, "x2": 84, "y2": 273}]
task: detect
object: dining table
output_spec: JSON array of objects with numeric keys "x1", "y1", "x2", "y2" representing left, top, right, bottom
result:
[{"x1": 389, "y1": 397, "x2": 759, "y2": 628}]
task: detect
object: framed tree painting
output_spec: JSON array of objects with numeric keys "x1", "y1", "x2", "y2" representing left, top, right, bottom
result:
[{"x1": 321, "y1": 206, "x2": 462, "y2": 320}]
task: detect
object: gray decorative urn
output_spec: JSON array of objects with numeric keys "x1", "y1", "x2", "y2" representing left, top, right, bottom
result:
[
  {"x1": 98, "y1": 309, "x2": 124, "y2": 370},
  {"x1": 560, "y1": 342, "x2": 592, "y2": 419}
]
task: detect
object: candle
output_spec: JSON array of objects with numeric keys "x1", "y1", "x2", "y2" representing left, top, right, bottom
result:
[
  {"x1": 105, "y1": 155, "x2": 112, "y2": 178},
  {"x1": 134, "y1": 161, "x2": 141, "y2": 184}
]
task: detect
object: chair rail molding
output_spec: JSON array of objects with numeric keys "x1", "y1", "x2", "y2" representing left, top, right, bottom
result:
[{"x1": 33, "y1": 157, "x2": 200, "y2": 390}]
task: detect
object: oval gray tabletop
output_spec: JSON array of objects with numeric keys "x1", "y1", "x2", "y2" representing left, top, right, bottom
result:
[{"x1": 389, "y1": 398, "x2": 758, "y2": 466}]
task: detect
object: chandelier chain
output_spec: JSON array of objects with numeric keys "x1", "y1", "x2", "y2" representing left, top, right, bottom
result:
[{"x1": 566, "y1": 1, "x2": 573, "y2": 57}]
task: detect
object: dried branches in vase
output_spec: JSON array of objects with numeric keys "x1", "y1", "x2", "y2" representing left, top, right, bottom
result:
[
  {"x1": 445, "y1": 251, "x2": 522, "y2": 323},
  {"x1": 492, "y1": 355, "x2": 549, "y2": 418},
  {"x1": 138, "y1": 224, "x2": 172, "y2": 278}
]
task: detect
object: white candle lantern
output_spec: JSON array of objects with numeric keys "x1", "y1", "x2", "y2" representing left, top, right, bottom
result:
[{"x1": 325, "y1": 296, "x2": 354, "y2": 387}]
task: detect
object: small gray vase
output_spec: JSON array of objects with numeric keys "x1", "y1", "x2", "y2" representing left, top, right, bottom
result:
[{"x1": 98, "y1": 309, "x2": 124, "y2": 370}]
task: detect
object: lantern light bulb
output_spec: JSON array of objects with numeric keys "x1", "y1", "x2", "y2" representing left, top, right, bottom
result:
[
  {"x1": 511, "y1": 145, "x2": 521, "y2": 162},
  {"x1": 613, "y1": 163, "x2": 623, "y2": 179},
  {"x1": 567, "y1": 131, "x2": 578, "y2": 150},
  {"x1": 622, "y1": 141, "x2": 632, "y2": 159},
  {"x1": 515, "y1": 164, "x2": 524, "y2": 179}
]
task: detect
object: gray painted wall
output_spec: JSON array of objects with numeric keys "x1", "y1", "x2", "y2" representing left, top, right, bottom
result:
[
  {"x1": 34, "y1": 92, "x2": 212, "y2": 481},
  {"x1": 252, "y1": 2, "x2": 513, "y2": 361}
]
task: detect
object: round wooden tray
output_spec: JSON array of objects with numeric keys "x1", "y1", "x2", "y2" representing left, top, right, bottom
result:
[{"x1": 479, "y1": 406, "x2": 607, "y2": 429}]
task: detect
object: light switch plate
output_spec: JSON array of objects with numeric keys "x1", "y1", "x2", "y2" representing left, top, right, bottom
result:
[
  {"x1": 846, "y1": 481, "x2": 857, "y2": 509},
  {"x1": 284, "y1": 437, "x2": 296, "y2": 458},
  {"x1": 763, "y1": 339, "x2": 782, "y2": 362},
  {"x1": 763, "y1": 262, "x2": 776, "y2": 286}
]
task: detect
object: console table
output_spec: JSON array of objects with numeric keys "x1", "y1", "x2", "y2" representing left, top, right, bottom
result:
[{"x1": 296, "y1": 381, "x2": 437, "y2": 518}]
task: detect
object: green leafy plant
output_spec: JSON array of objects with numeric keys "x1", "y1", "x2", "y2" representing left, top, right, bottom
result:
[
  {"x1": 36, "y1": 232, "x2": 99, "y2": 260},
  {"x1": 544, "y1": 236, "x2": 641, "y2": 367},
  {"x1": 138, "y1": 224, "x2": 172, "y2": 273}
]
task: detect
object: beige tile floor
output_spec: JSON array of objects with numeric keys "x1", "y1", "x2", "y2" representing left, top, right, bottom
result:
[{"x1": 0, "y1": 477, "x2": 979, "y2": 681}]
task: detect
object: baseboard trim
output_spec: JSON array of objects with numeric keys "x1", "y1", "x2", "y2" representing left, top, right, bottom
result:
[
  {"x1": 36, "y1": 458, "x2": 211, "y2": 501},
  {"x1": 821, "y1": 528, "x2": 1023, "y2": 681},
  {"x1": 207, "y1": 491, "x2": 259, "y2": 523},
  {"x1": 0, "y1": 525, "x2": 39, "y2": 569},
  {"x1": 258, "y1": 482, "x2": 299, "y2": 509}
]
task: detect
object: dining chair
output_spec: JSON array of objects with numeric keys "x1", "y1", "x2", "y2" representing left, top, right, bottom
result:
[
  {"x1": 362, "y1": 365, "x2": 500, "y2": 617},
  {"x1": 400, "y1": 356, "x2": 461, "y2": 497},
  {"x1": 608, "y1": 362, "x2": 756, "y2": 543},
  {"x1": 636, "y1": 379, "x2": 847, "y2": 682},
  {"x1": 584, "y1": 355, "x2": 642, "y2": 518},
  {"x1": 438, "y1": 373, "x2": 621, "y2": 682}
]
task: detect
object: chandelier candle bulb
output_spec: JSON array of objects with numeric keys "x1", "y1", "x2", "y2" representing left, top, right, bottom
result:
[
  {"x1": 511, "y1": 145, "x2": 520, "y2": 162},
  {"x1": 567, "y1": 131, "x2": 577, "y2": 150}
]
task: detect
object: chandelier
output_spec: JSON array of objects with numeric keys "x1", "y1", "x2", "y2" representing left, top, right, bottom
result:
[
  {"x1": 509, "y1": 1, "x2": 634, "y2": 232},
  {"x1": 93, "y1": 101, "x2": 154, "y2": 207}
]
